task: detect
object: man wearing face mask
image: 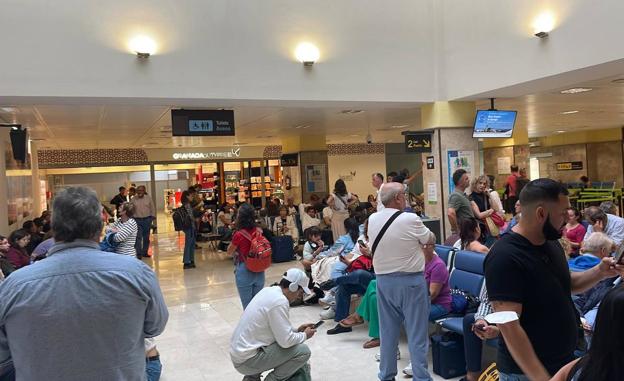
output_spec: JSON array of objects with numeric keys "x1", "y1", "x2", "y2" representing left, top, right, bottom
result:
[{"x1": 484, "y1": 179, "x2": 624, "y2": 381}]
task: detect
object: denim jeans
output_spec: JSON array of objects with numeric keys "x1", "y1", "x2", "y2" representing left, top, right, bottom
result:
[
  {"x1": 428, "y1": 303, "x2": 449, "y2": 322},
  {"x1": 499, "y1": 373, "x2": 530, "y2": 381},
  {"x1": 334, "y1": 270, "x2": 375, "y2": 321},
  {"x1": 235, "y1": 261, "x2": 265, "y2": 309},
  {"x1": 183, "y1": 228, "x2": 196, "y2": 264},
  {"x1": 146, "y1": 357, "x2": 162, "y2": 381},
  {"x1": 135, "y1": 217, "x2": 153, "y2": 257}
]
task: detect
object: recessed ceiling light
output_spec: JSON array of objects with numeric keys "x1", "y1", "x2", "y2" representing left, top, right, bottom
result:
[
  {"x1": 560, "y1": 87, "x2": 592, "y2": 94},
  {"x1": 349, "y1": 134, "x2": 360, "y2": 137},
  {"x1": 256, "y1": 135, "x2": 274, "y2": 139},
  {"x1": 340, "y1": 110, "x2": 365, "y2": 115},
  {"x1": 560, "y1": 110, "x2": 579, "y2": 114},
  {"x1": 556, "y1": 130, "x2": 566, "y2": 133},
  {"x1": 611, "y1": 78, "x2": 624, "y2": 84},
  {"x1": 294, "y1": 124, "x2": 311, "y2": 129},
  {"x1": 0, "y1": 107, "x2": 16, "y2": 113},
  {"x1": 391, "y1": 125, "x2": 409, "y2": 129}
]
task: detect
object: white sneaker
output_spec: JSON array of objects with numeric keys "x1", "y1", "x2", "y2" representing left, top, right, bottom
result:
[
  {"x1": 374, "y1": 350, "x2": 401, "y2": 362},
  {"x1": 319, "y1": 308, "x2": 335, "y2": 320},
  {"x1": 402, "y1": 363, "x2": 412, "y2": 376},
  {"x1": 319, "y1": 292, "x2": 335, "y2": 306}
]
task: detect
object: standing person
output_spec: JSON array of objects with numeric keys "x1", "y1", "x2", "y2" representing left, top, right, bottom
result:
[
  {"x1": 230, "y1": 269, "x2": 316, "y2": 381},
  {"x1": 469, "y1": 175, "x2": 496, "y2": 242},
  {"x1": 110, "y1": 186, "x2": 128, "y2": 218},
  {"x1": 22, "y1": 220, "x2": 42, "y2": 255},
  {"x1": 484, "y1": 179, "x2": 623, "y2": 381},
  {"x1": 41, "y1": 210, "x2": 52, "y2": 233},
  {"x1": 227, "y1": 203, "x2": 265, "y2": 309},
  {"x1": 371, "y1": 173, "x2": 385, "y2": 211},
  {"x1": 131, "y1": 185, "x2": 156, "y2": 259},
  {"x1": 0, "y1": 186, "x2": 168, "y2": 381},
  {"x1": 447, "y1": 169, "x2": 475, "y2": 236},
  {"x1": 327, "y1": 179, "x2": 357, "y2": 241},
  {"x1": 108, "y1": 202, "x2": 138, "y2": 257},
  {"x1": 180, "y1": 191, "x2": 197, "y2": 269},
  {"x1": 487, "y1": 175, "x2": 505, "y2": 217},
  {"x1": 369, "y1": 182, "x2": 436, "y2": 381},
  {"x1": 6, "y1": 230, "x2": 31, "y2": 270},
  {"x1": 504, "y1": 165, "x2": 520, "y2": 215},
  {"x1": 0, "y1": 236, "x2": 15, "y2": 279},
  {"x1": 583, "y1": 206, "x2": 624, "y2": 246},
  {"x1": 563, "y1": 207, "x2": 586, "y2": 257}
]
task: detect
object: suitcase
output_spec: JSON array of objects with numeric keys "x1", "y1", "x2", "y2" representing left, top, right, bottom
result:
[
  {"x1": 431, "y1": 333, "x2": 466, "y2": 379},
  {"x1": 271, "y1": 236, "x2": 295, "y2": 263}
]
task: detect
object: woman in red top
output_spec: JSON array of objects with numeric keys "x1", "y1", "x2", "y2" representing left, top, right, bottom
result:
[
  {"x1": 227, "y1": 203, "x2": 265, "y2": 309},
  {"x1": 563, "y1": 207, "x2": 586, "y2": 257},
  {"x1": 6, "y1": 229, "x2": 31, "y2": 269}
]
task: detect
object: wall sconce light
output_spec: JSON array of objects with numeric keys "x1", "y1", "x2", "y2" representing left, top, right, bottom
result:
[
  {"x1": 295, "y1": 42, "x2": 320, "y2": 66},
  {"x1": 533, "y1": 12, "x2": 555, "y2": 38},
  {"x1": 129, "y1": 36, "x2": 157, "y2": 58}
]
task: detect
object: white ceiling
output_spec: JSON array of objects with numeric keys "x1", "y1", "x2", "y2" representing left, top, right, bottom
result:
[{"x1": 0, "y1": 103, "x2": 422, "y2": 149}]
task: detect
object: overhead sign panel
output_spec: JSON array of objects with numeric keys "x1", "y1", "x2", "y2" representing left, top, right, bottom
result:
[
  {"x1": 405, "y1": 133, "x2": 433, "y2": 153},
  {"x1": 172, "y1": 109, "x2": 235, "y2": 136}
]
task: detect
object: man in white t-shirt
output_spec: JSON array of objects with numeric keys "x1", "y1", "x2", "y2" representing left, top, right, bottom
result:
[
  {"x1": 368, "y1": 182, "x2": 435, "y2": 381},
  {"x1": 372, "y1": 172, "x2": 385, "y2": 212},
  {"x1": 230, "y1": 269, "x2": 317, "y2": 381}
]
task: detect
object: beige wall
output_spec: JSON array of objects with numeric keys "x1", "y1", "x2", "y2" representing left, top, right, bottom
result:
[
  {"x1": 483, "y1": 146, "x2": 514, "y2": 190},
  {"x1": 532, "y1": 144, "x2": 587, "y2": 183},
  {"x1": 586, "y1": 141, "x2": 623, "y2": 187},
  {"x1": 328, "y1": 154, "x2": 386, "y2": 201}
]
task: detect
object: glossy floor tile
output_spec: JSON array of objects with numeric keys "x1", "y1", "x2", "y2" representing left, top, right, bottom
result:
[{"x1": 146, "y1": 233, "x2": 466, "y2": 381}]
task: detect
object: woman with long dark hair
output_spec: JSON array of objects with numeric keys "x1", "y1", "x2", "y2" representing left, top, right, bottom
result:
[
  {"x1": 459, "y1": 218, "x2": 489, "y2": 254},
  {"x1": 327, "y1": 179, "x2": 358, "y2": 241},
  {"x1": 551, "y1": 286, "x2": 624, "y2": 381},
  {"x1": 227, "y1": 203, "x2": 265, "y2": 309},
  {"x1": 6, "y1": 229, "x2": 31, "y2": 269}
]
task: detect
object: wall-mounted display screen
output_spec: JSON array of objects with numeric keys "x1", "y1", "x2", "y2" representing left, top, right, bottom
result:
[{"x1": 472, "y1": 110, "x2": 517, "y2": 138}]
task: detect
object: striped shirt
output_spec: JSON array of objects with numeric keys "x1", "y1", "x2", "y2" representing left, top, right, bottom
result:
[{"x1": 112, "y1": 218, "x2": 138, "y2": 257}]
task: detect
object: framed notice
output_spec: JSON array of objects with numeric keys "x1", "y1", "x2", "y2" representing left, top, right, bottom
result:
[
  {"x1": 305, "y1": 164, "x2": 327, "y2": 193},
  {"x1": 497, "y1": 157, "x2": 511, "y2": 175},
  {"x1": 447, "y1": 150, "x2": 474, "y2": 194}
]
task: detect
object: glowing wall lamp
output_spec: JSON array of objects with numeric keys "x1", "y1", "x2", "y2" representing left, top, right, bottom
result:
[
  {"x1": 295, "y1": 42, "x2": 320, "y2": 66},
  {"x1": 129, "y1": 36, "x2": 157, "y2": 58},
  {"x1": 533, "y1": 12, "x2": 555, "y2": 38}
]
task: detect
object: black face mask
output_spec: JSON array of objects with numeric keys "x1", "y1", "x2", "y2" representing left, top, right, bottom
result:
[{"x1": 542, "y1": 213, "x2": 563, "y2": 241}]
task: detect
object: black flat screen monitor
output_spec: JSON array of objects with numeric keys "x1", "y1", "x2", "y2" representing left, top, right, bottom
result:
[
  {"x1": 10, "y1": 128, "x2": 28, "y2": 162},
  {"x1": 472, "y1": 110, "x2": 517, "y2": 138},
  {"x1": 172, "y1": 109, "x2": 235, "y2": 136}
]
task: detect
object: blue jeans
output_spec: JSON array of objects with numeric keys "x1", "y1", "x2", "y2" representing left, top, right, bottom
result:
[
  {"x1": 183, "y1": 228, "x2": 196, "y2": 264},
  {"x1": 334, "y1": 270, "x2": 375, "y2": 321},
  {"x1": 499, "y1": 373, "x2": 529, "y2": 381},
  {"x1": 377, "y1": 272, "x2": 431, "y2": 381},
  {"x1": 135, "y1": 217, "x2": 153, "y2": 257},
  {"x1": 235, "y1": 261, "x2": 265, "y2": 309},
  {"x1": 331, "y1": 261, "x2": 348, "y2": 280},
  {"x1": 429, "y1": 304, "x2": 449, "y2": 322},
  {"x1": 146, "y1": 357, "x2": 162, "y2": 381}
]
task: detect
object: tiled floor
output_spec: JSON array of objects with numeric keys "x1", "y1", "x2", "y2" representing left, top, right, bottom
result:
[{"x1": 146, "y1": 232, "x2": 465, "y2": 381}]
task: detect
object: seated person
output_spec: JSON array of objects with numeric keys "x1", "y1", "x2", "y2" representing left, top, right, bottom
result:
[
  {"x1": 569, "y1": 232, "x2": 615, "y2": 272},
  {"x1": 563, "y1": 207, "x2": 586, "y2": 257},
  {"x1": 501, "y1": 200, "x2": 521, "y2": 236},
  {"x1": 424, "y1": 240, "x2": 451, "y2": 321},
  {"x1": 273, "y1": 206, "x2": 299, "y2": 244},
  {"x1": 584, "y1": 206, "x2": 624, "y2": 247},
  {"x1": 339, "y1": 279, "x2": 381, "y2": 349},
  {"x1": 217, "y1": 204, "x2": 234, "y2": 241},
  {"x1": 599, "y1": 200, "x2": 619, "y2": 216},
  {"x1": 230, "y1": 269, "x2": 317, "y2": 381},
  {"x1": 301, "y1": 206, "x2": 321, "y2": 233},
  {"x1": 302, "y1": 227, "x2": 325, "y2": 272},
  {"x1": 284, "y1": 197, "x2": 298, "y2": 216},
  {"x1": 459, "y1": 218, "x2": 489, "y2": 253}
]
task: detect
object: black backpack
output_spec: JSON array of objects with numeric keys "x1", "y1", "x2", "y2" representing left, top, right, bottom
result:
[{"x1": 172, "y1": 207, "x2": 191, "y2": 231}]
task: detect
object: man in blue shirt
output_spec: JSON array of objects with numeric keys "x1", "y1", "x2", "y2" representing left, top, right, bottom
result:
[
  {"x1": 0, "y1": 186, "x2": 168, "y2": 381},
  {"x1": 583, "y1": 206, "x2": 624, "y2": 247}
]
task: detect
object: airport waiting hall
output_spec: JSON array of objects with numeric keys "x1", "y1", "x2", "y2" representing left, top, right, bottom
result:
[{"x1": 2, "y1": 1, "x2": 624, "y2": 380}]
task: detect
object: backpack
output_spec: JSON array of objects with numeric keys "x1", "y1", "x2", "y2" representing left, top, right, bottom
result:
[
  {"x1": 239, "y1": 228, "x2": 272, "y2": 272},
  {"x1": 172, "y1": 207, "x2": 191, "y2": 232}
]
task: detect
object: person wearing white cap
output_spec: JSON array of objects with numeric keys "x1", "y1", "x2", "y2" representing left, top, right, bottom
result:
[{"x1": 230, "y1": 268, "x2": 317, "y2": 381}]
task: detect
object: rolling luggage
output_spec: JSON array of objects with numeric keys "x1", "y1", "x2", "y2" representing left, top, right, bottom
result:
[
  {"x1": 431, "y1": 332, "x2": 466, "y2": 379},
  {"x1": 271, "y1": 235, "x2": 295, "y2": 263}
]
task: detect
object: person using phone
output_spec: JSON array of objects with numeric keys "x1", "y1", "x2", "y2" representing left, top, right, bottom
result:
[{"x1": 230, "y1": 269, "x2": 317, "y2": 381}]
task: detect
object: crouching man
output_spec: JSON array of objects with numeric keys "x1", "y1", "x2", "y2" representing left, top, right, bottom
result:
[{"x1": 230, "y1": 268, "x2": 317, "y2": 381}]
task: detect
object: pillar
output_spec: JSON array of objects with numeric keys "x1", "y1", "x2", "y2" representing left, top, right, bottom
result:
[
  {"x1": 281, "y1": 135, "x2": 329, "y2": 204},
  {"x1": 0, "y1": 129, "x2": 9, "y2": 235},
  {"x1": 420, "y1": 101, "x2": 480, "y2": 241},
  {"x1": 149, "y1": 164, "x2": 157, "y2": 227},
  {"x1": 31, "y1": 141, "x2": 43, "y2": 217}
]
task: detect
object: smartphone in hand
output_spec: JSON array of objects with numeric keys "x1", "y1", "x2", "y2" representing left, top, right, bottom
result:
[
  {"x1": 472, "y1": 323, "x2": 487, "y2": 332},
  {"x1": 313, "y1": 320, "x2": 324, "y2": 329}
]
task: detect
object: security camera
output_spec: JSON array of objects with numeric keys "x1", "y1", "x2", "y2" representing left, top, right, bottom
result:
[{"x1": 366, "y1": 133, "x2": 372, "y2": 144}]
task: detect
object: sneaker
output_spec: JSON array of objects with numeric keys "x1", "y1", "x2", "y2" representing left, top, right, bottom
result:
[
  {"x1": 374, "y1": 350, "x2": 401, "y2": 362},
  {"x1": 303, "y1": 292, "x2": 318, "y2": 304},
  {"x1": 319, "y1": 279, "x2": 336, "y2": 291},
  {"x1": 403, "y1": 363, "x2": 412, "y2": 376},
  {"x1": 319, "y1": 293, "x2": 335, "y2": 306},
  {"x1": 320, "y1": 308, "x2": 336, "y2": 320},
  {"x1": 327, "y1": 323, "x2": 352, "y2": 335}
]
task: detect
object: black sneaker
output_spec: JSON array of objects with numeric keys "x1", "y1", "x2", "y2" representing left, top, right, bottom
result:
[
  {"x1": 183, "y1": 263, "x2": 194, "y2": 269},
  {"x1": 327, "y1": 323, "x2": 352, "y2": 335},
  {"x1": 319, "y1": 279, "x2": 336, "y2": 291}
]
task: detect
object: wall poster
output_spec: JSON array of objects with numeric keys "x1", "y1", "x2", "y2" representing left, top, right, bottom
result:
[
  {"x1": 305, "y1": 164, "x2": 327, "y2": 193},
  {"x1": 497, "y1": 157, "x2": 512, "y2": 175},
  {"x1": 447, "y1": 150, "x2": 475, "y2": 194}
]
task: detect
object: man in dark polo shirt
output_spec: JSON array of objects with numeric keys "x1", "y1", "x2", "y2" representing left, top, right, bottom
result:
[{"x1": 485, "y1": 178, "x2": 624, "y2": 381}]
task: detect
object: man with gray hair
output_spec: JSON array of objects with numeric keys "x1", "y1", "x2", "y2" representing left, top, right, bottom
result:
[
  {"x1": 0, "y1": 186, "x2": 168, "y2": 381},
  {"x1": 583, "y1": 206, "x2": 624, "y2": 247},
  {"x1": 599, "y1": 200, "x2": 619, "y2": 216},
  {"x1": 368, "y1": 182, "x2": 436, "y2": 381}
]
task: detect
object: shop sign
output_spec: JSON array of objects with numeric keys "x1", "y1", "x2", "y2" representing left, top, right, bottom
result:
[
  {"x1": 172, "y1": 148, "x2": 241, "y2": 160},
  {"x1": 405, "y1": 133, "x2": 432, "y2": 153},
  {"x1": 556, "y1": 161, "x2": 583, "y2": 171},
  {"x1": 280, "y1": 153, "x2": 299, "y2": 167}
]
